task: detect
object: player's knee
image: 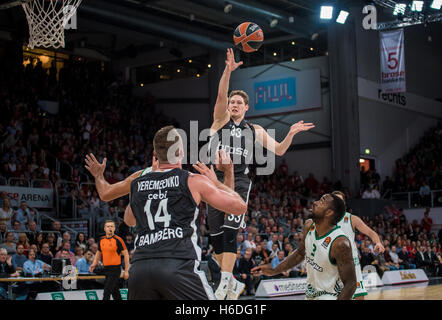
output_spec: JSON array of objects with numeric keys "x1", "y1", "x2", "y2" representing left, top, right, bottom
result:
[{"x1": 223, "y1": 228, "x2": 238, "y2": 253}]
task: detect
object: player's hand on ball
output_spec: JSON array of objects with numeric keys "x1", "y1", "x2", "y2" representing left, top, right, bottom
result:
[
  {"x1": 85, "y1": 153, "x2": 107, "y2": 178},
  {"x1": 193, "y1": 162, "x2": 218, "y2": 184},
  {"x1": 215, "y1": 150, "x2": 233, "y2": 173},
  {"x1": 251, "y1": 263, "x2": 275, "y2": 277},
  {"x1": 289, "y1": 120, "x2": 315, "y2": 136},
  {"x1": 225, "y1": 48, "x2": 243, "y2": 72}
]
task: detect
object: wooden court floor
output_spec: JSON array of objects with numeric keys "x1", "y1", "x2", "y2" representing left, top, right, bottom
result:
[{"x1": 365, "y1": 283, "x2": 442, "y2": 300}]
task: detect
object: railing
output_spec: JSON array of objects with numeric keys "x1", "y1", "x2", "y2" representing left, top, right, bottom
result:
[
  {"x1": 31, "y1": 179, "x2": 53, "y2": 189},
  {"x1": 390, "y1": 189, "x2": 442, "y2": 208},
  {"x1": 39, "y1": 212, "x2": 78, "y2": 240},
  {"x1": 8, "y1": 178, "x2": 30, "y2": 187}
]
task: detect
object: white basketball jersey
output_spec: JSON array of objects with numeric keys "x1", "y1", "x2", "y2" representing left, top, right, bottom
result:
[
  {"x1": 304, "y1": 224, "x2": 349, "y2": 300},
  {"x1": 337, "y1": 212, "x2": 359, "y2": 265},
  {"x1": 336, "y1": 212, "x2": 367, "y2": 298}
]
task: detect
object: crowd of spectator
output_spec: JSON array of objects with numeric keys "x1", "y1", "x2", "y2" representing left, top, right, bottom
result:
[
  {"x1": 360, "y1": 122, "x2": 442, "y2": 203},
  {"x1": 1, "y1": 53, "x2": 442, "y2": 299}
]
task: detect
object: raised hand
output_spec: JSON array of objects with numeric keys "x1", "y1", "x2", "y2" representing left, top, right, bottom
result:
[
  {"x1": 85, "y1": 153, "x2": 107, "y2": 178},
  {"x1": 215, "y1": 150, "x2": 233, "y2": 173},
  {"x1": 192, "y1": 162, "x2": 218, "y2": 185},
  {"x1": 225, "y1": 48, "x2": 243, "y2": 72},
  {"x1": 289, "y1": 121, "x2": 315, "y2": 136}
]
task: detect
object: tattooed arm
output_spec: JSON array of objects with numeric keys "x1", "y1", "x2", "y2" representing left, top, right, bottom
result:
[{"x1": 330, "y1": 236, "x2": 356, "y2": 300}]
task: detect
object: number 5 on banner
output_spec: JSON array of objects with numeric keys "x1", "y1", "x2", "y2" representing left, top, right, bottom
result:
[{"x1": 388, "y1": 51, "x2": 398, "y2": 70}]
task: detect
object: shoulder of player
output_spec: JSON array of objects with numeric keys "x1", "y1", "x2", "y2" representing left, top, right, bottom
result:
[{"x1": 331, "y1": 235, "x2": 351, "y2": 254}]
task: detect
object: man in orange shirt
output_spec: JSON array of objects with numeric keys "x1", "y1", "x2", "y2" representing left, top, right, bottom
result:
[{"x1": 90, "y1": 220, "x2": 129, "y2": 300}]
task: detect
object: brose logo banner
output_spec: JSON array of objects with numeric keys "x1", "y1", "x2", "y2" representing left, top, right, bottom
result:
[{"x1": 379, "y1": 28, "x2": 406, "y2": 93}]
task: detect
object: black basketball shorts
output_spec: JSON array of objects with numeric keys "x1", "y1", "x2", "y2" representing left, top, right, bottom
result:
[
  {"x1": 207, "y1": 176, "x2": 252, "y2": 236},
  {"x1": 128, "y1": 258, "x2": 215, "y2": 300}
]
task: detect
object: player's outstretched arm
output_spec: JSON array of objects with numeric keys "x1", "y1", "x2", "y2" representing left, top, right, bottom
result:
[
  {"x1": 352, "y1": 215, "x2": 385, "y2": 253},
  {"x1": 331, "y1": 236, "x2": 356, "y2": 300},
  {"x1": 252, "y1": 220, "x2": 312, "y2": 276},
  {"x1": 212, "y1": 48, "x2": 243, "y2": 128},
  {"x1": 85, "y1": 153, "x2": 143, "y2": 201},
  {"x1": 188, "y1": 168, "x2": 246, "y2": 216},
  {"x1": 254, "y1": 121, "x2": 315, "y2": 156}
]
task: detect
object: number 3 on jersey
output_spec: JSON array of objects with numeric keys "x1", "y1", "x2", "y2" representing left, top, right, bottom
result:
[{"x1": 144, "y1": 198, "x2": 171, "y2": 230}]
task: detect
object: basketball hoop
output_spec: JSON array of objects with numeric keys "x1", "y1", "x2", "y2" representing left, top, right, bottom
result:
[{"x1": 21, "y1": 0, "x2": 82, "y2": 49}]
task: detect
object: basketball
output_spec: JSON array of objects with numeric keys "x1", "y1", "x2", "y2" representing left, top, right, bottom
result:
[{"x1": 233, "y1": 22, "x2": 264, "y2": 53}]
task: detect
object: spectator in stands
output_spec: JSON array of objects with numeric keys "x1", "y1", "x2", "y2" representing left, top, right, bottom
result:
[
  {"x1": 270, "y1": 250, "x2": 291, "y2": 278},
  {"x1": 124, "y1": 234, "x2": 134, "y2": 252},
  {"x1": 1, "y1": 232, "x2": 16, "y2": 255},
  {"x1": 50, "y1": 220, "x2": 63, "y2": 243},
  {"x1": 421, "y1": 209, "x2": 433, "y2": 234},
  {"x1": 243, "y1": 233, "x2": 256, "y2": 251},
  {"x1": 389, "y1": 245, "x2": 405, "y2": 270},
  {"x1": 33, "y1": 232, "x2": 45, "y2": 252},
  {"x1": 251, "y1": 244, "x2": 268, "y2": 265},
  {"x1": 11, "y1": 220, "x2": 24, "y2": 242},
  {"x1": 16, "y1": 233, "x2": 30, "y2": 255},
  {"x1": 237, "y1": 248, "x2": 258, "y2": 296},
  {"x1": 266, "y1": 233, "x2": 278, "y2": 252},
  {"x1": 23, "y1": 249, "x2": 51, "y2": 276},
  {"x1": 15, "y1": 201, "x2": 35, "y2": 228},
  {"x1": 0, "y1": 198, "x2": 14, "y2": 228},
  {"x1": 61, "y1": 232, "x2": 73, "y2": 249},
  {"x1": 0, "y1": 248, "x2": 19, "y2": 299},
  {"x1": 45, "y1": 233, "x2": 57, "y2": 256},
  {"x1": 37, "y1": 243, "x2": 53, "y2": 266},
  {"x1": 11, "y1": 244, "x2": 27, "y2": 271},
  {"x1": 360, "y1": 246, "x2": 380, "y2": 274},
  {"x1": 419, "y1": 182, "x2": 431, "y2": 207},
  {"x1": 74, "y1": 246, "x2": 84, "y2": 262},
  {"x1": 427, "y1": 246, "x2": 441, "y2": 276},
  {"x1": 75, "y1": 232, "x2": 87, "y2": 250},
  {"x1": 87, "y1": 237, "x2": 96, "y2": 250},
  {"x1": 26, "y1": 221, "x2": 39, "y2": 245},
  {"x1": 0, "y1": 222, "x2": 7, "y2": 244},
  {"x1": 362, "y1": 185, "x2": 380, "y2": 199},
  {"x1": 236, "y1": 233, "x2": 245, "y2": 256},
  {"x1": 55, "y1": 242, "x2": 76, "y2": 265},
  {"x1": 75, "y1": 249, "x2": 94, "y2": 274},
  {"x1": 398, "y1": 246, "x2": 416, "y2": 269},
  {"x1": 90, "y1": 243, "x2": 98, "y2": 255}
]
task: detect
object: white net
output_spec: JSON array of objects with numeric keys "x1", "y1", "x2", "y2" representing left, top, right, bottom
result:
[{"x1": 21, "y1": 0, "x2": 82, "y2": 49}]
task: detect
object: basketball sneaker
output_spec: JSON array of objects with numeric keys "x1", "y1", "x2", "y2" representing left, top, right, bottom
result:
[
  {"x1": 215, "y1": 281, "x2": 229, "y2": 300},
  {"x1": 226, "y1": 276, "x2": 246, "y2": 300}
]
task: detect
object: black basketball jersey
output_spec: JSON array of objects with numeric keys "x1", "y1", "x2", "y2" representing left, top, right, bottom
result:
[
  {"x1": 209, "y1": 118, "x2": 256, "y2": 177},
  {"x1": 129, "y1": 168, "x2": 201, "y2": 262}
]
